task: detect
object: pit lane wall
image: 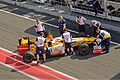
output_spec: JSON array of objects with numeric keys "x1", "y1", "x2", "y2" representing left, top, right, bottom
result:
[{"x1": 0, "y1": 0, "x2": 120, "y2": 43}]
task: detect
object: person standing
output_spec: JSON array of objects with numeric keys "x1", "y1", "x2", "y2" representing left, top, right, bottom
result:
[
  {"x1": 34, "y1": 20, "x2": 46, "y2": 36},
  {"x1": 35, "y1": 32, "x2": 48, "y2": 64},
  {"x1": 96, "y1": 29, "x2": 111, "y2": 53},
  {"x1": 90, "y1": 20, "x2": 102, "y2": 36},
  {"x1": 88, "y1": 0, "x2": 101, "y2": 15},
  {"x1": 62, "y1": 29, "x2": 74, "y2": 55},
  {"x1": 58, "y1": 16, "x2": 66, "y2": 35},
  {"x1": 76, "y1": 16, "x2": 86, "y2": 33}
]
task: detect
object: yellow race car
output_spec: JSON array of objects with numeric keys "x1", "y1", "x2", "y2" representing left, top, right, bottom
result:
[{"x1": 17, "y1": 32, "x2": 102, "y2": 63}]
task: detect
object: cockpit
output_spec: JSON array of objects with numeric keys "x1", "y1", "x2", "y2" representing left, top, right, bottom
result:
[{"x1": 48, "y1": 39, "x2": 53, "y2": 47}]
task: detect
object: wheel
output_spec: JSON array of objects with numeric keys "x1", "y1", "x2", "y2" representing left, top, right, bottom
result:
[
  {"x1": 78, "y1": 44, "x2": 90, "y2": 56},
  {"x1": 23, "y1": 51, "x2": 35, "y2": 63}
]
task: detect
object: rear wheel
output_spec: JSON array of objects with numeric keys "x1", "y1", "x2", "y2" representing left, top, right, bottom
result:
[
  {"x1": 23, "y1": 51, "x2": 35, "y2": 63},
  {"x1": 78, "y1": 44, "x2": 90, "y2": 56}
]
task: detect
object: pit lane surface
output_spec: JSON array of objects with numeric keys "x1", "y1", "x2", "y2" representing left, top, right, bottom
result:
[
  {"x1": 0, "y1": 64, "x2": 34, "y2": 80},
  {"x1": 0, "y1": 3, "x2": 120, "y2": 80}
]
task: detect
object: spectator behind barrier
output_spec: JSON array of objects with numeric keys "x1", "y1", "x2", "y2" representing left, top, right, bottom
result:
[{"x1": 88, "y1": 0, "x2": 101, "y2": 16}]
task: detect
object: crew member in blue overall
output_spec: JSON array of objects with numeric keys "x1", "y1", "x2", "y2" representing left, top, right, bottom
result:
[
  {"x1": 62, "y1": 29, "x2": 74, "y2": 55},
  {"x1": 96, "y1": 29, "x2": 111, "y2": 53},
  {"x1": 58, "y1": 16, "x2": 66, "y2": 35},
  {"x1": 35, "y1": 32, "x2": 48, "y2": 64},
  {"x1": 90, "y1": 20, "x2": 102, "y2": 36}
]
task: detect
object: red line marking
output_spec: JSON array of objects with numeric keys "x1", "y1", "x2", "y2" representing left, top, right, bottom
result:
[{"x1": 0, "y1": 49, "x2": 73, "y2": 80}]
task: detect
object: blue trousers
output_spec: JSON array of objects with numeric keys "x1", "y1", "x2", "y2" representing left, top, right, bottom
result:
[{"x1": 93, "y1": 1, "x2": 101, "y2": 15}]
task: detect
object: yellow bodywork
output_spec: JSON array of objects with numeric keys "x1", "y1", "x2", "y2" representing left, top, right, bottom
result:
[
  {"x1": 19, "y1": 32, "x2": 96, "y2": 55},
  {"x1": 28, "y1": 36, "x2": 96, "y2": 54},
  {"x1": 72, "y1": 37, "x2": 96, "y2": 47}
]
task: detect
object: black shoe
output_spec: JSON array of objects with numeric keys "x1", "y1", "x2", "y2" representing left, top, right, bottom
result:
[
  {"x1": 103, "y1": 49, "x2": 106, "y2": 52},
  {"x1": 67, "y1": 54, "x2": 71, "y2": 56},
  {"x1": 37, "y1": 61, "x2": 40, "y2": 64},
  {"x1": 43, "y1": 61, "x2": 46, "y2": 63}
]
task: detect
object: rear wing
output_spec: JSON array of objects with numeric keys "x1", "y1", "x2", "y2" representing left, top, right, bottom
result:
[
  {"x1": 17, "y1": 37, "x2": 29, "y2": 54},
  {"x1": 18, "y1": 37, "x2": 29, "y2": 46}
]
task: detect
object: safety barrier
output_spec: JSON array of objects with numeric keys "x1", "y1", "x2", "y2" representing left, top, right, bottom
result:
[{"x1": 0, "y1": 0, "x2": 120, "y2": 22}]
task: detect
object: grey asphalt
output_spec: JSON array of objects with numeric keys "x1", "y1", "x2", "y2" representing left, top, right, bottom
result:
[
  {"x1": 0, "y1": 64, "x2": 34, "y2": 80},
  {"x1": 0, "y1": 2, "x2": 120, "y2": 80}
]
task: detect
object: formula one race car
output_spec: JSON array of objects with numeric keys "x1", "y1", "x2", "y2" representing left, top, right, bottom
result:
[{"x1": 17, "y1": 32, "x2": 103, "y2": 63}]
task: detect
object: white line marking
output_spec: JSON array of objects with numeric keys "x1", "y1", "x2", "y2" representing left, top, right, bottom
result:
[
  {"x1": 43, "y1": 18, "x2": 55, "y2": 23},
  {"x1": 0, "y1": 52, "x2": 63, "y2": 80},
  {"x1": 0, "y1": 9, "x2": 36, "y2": 21},
  {"x1": 0, "y1": 62, "x2": 40, "y2": 80},
  {"x1": 110, "y1": 41, "x2": 120, "y2": 46},
  {"x1": 0, "y1": 47, "x2": 78, "y2": 80},
  {"x1": 0, "y1": 9, "x2": 78, "y2": 34}
]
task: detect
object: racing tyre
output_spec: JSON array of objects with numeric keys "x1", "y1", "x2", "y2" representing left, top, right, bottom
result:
[
  {"x1": 78, "y1": 44, "x2": 90, "y2": 56},
  {"x1": 23, "y1": 51, "x2": 35, "y2": 63}
]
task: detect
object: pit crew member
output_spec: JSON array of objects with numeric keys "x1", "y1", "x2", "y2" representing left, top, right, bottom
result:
[
  {"x1": 35, "y1": 32, "x2": 48, "y2": 64},
  {"x1": 62, "y1": 29, "x2": 74, "y2": 55},
  {"x1": 76, "y1": 15, "x2": 86, "y2": 33},
  {"x1": 58, "y1": 16, "x2": 66, "y2": 35},
  {"x1": 90, "y1": 20, "x2": 102, "y2": 35},
  {"x1": 34, "y1": 20, "x2": 46, "y2": 36},
  {"x1": 96, "y1": 29, "x2": 111, "y2": 53}
]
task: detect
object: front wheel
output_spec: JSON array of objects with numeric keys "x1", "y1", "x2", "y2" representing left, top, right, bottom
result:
[
  {"x1": 23, "y1": 51, "x2": 35, "y2": 63},
  {"x1": 78, "y1": 44, "x2": 90, "y2": 56}
]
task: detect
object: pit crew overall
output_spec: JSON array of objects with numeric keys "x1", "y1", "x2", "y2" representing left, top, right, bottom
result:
[
  {"x1": 76, "y1": 16, "x2": 86, "y2": 32},
  {"x1": 62, "y1": 32, "x2": 74, "y2": 55},
  {"x1": 35, "y1": 23, "x2": 46, "y2": 36},
  {"x1": 58, "y1": 19, "x2": 66, "y2": 35},
  {"x1": 98, "y1": 30, "x2": 111, "y2": 53},
  {"x1": 36, "y1": 36, "x2": 47, "y2": 54}
]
